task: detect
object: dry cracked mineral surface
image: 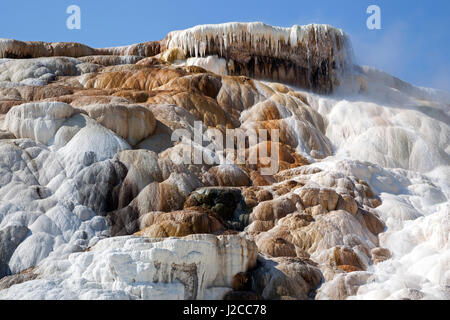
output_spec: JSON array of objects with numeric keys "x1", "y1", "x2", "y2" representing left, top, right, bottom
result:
[{"x1": 0, "y1": 22, "x2": 448, "y2": 300}]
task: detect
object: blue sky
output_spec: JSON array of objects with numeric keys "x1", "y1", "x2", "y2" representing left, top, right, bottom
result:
[{"x1": 1, "y1": 0, "x2": 449, "y2": 91}]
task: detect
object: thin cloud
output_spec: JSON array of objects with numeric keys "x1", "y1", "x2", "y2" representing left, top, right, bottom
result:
[
  {"x1": 352, "y1": 23, "x2": 413, "y2": 78},
  {"x1": 351, "y1": 22, "x2": 450, "y2": 92}
]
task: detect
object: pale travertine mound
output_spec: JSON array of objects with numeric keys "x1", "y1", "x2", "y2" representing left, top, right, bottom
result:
[
  {"x1": 0, "y1": 234, "x2": 258, "y2": 300},
  {"x1": 82, "y1": 104, "x2": 156, "y2": 146},
  {"x1": 5, "y1": 101, "x2": 76, "y2": 144},
  {"x1": 0, "y1": 138, "x2": 125, "y2": 277},
  {"x1": 309, "y1": 159, "x2": 450, "y2": 300},
  {"x1": 185, "y1": 55, "x2": 229, "y2": 76},
  {"x1": 0, "y1": 103, "x2": 132, "y2": 277},
  {"x1": 315, "y1": 271, "x2": 373, "y2": 300},
  {"x1": 54, "y1": 114, "x2": 131, "y2": 172},
  {"x1": 0, "y1": 57, "x2": 94, "y2": 86},
  {"x1": 310, "y1": 65, "x2": 450, "y2": 173}
]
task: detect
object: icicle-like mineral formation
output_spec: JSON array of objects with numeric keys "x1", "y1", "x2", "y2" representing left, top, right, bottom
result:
[{"x1": 164, "y1": 22, "x2": 355, "y2": 93}]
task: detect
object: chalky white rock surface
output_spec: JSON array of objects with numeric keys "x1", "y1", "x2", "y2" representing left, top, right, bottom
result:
[
  {"x1": 0, "y1": 57, "x2": 94, "y2": 85},
  {"x1": 0, "y1": 234, "x2": 257, "y2": 300},
  {"x1": 312, "y1": 157, "x2": 449, "y2": 299},
  {"x1": 5, "y1": 102, "x2": 76, "y2": 144}
]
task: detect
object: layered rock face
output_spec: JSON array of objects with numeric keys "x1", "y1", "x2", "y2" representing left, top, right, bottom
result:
[
  {"x1": 1, "y1": 22, "x2": 353, "y2": 94},
  {"x1": 164, "y1": 22, "x2": 354, "y2": 93},
  {"x1": 0, "y1": 38, "x2": 160, "y2": 59},
  {"x1": 0, "y1": 22, "x2": 449, "y2": 300}
]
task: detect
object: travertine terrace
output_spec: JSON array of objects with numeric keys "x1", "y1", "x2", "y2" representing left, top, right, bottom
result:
[{"x1": 0, "y1": 22, "x2": 448, "y2": 300}]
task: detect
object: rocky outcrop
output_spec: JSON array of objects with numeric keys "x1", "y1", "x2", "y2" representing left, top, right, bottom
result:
[
  {"x1": 164, "y1": 22, "x2": 354, "y2": 93},
  {"x1": 0, "y1": 268, "x2": 37, "y2": 291},
  {"x1": 251, "y1": 255, "x2": 323, "y2": 300},
  {"x1": 0, "y1": 57, "x2": 95, "y2": 86},
  {"x1": 0, "y1": 39, "x2": 95, "y2": 59},
  {"x1": 184, "y1": 187, "x2": 249, "y2": 230},
  {"x1": 0, "y1": 38, "x2": 160, "y2": 59}
]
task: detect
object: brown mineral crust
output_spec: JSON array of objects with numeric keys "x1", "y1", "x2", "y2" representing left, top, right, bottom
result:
[
  {"x1": 135, "y1": 207, "x2": 227, "y2": 238},
  {"x1": 0, "y1": 39, "x2": 161, "y2": 59}
]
